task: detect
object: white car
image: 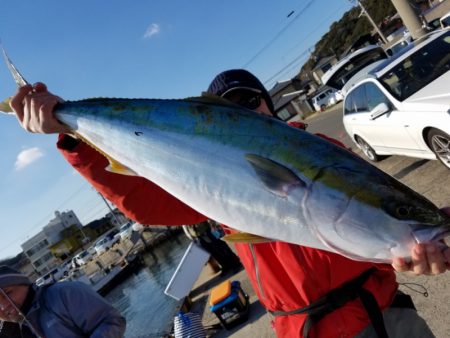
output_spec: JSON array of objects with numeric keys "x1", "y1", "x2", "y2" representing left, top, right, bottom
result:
[
  {"x1": 119, "y1": 222, "x2": 134, "y2": 240},
  {"x1": 311, "y1": 87, "x2": 341, "y2": 111},
  {"x1": 74, "y1": 250, "x2": 93, "y2": 266},
  {"x1": 94, "y1": 230, "x2": 120, "y2": 255},
  {"x1": 440, "y1": 11, "x2": 450, "y2": 29},
  {"x1": 342, "y1": 28, "x2": 450, "y2": 168},
  {"x1": 94, "y1": 237, "x2": 113, "y2": 255}
]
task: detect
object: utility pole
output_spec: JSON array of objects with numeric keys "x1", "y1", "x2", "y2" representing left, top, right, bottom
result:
[
  {"x1": 98, "y1": 192, "x2": 121, "y2": 226},
  {"x1": 390, "y1": 0, "x2": 427, "y2": 39},
  {"x1": 356, "y1": 1, "x2": 389, "y2": 44}
]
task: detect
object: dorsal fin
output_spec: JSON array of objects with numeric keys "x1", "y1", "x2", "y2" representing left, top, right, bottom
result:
[{"x1": 184, "y1": 92, "x2": 247, "y2": 110}]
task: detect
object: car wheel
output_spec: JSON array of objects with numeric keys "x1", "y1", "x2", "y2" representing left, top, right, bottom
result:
[
  {"x1": 320, "y1": 104, "x2": 326, "y2": 111},
  {"x1": 355, "y1": 136, "x2": 380, "y2": 162},
  {"x1": 427, "y1": 129, "x2": 450, "y2": 169}
]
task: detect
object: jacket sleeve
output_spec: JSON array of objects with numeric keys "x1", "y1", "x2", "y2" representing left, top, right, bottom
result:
[
  {"x1": 45, "y1": 282, "x2": 126, "y2": 338},
  {"x1": 57, "y1": 134, "x2": 207, "y2": 225}
]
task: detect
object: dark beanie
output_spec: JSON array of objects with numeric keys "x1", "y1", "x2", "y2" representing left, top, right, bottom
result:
[
  {"x1": 207, "y1": 69, "x2": 275, "y2": 114},
  {"x1": 0, "y1": 266, "x2": 32, "y2": 288}
]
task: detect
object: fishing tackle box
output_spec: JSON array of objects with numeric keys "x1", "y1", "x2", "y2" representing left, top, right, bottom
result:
[{"x1": 209, "y1": 280, "x2": 249, "y2": 329}]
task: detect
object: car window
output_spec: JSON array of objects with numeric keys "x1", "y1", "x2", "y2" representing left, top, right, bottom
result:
[
  {"x1": 364, "y1": 83, "x2": 392, "y2": 111},
  {"x1": 379, "y1": 31, "x2": 450, "y2": 101},
  {"x1": 441, "y1": 15, "x2": 450, "y2": 28},
  {"x1": 352, "y1": 85, "x2": 368, "y2": 112},
  {"x1": 344, "y1": 95, "x2": 355, "y2": 115}
]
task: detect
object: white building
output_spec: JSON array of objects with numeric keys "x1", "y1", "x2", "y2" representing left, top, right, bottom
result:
[
  {"x1": 44, "y1": 210, "x2": 82, "y2": 245},
  {"x1": 21, "y1": 210, "x2": 82, "y2": 275},
  {"x1": 21, "y1": 231, "x2": 56, "y2": 276}
]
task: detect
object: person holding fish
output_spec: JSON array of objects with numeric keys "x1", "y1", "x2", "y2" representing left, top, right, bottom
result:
[{"x1": 9, "y1": 69, "x2": 450, "y2": 338}]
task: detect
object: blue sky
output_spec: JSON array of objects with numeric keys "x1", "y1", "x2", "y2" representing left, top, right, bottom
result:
[{"x1": 0, "y1": 0, "x2": 354, "y2": 258}]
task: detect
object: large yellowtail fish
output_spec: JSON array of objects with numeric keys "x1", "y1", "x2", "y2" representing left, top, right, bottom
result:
[{"x1": 2, "y1": 49, "x2": 450, "y2": 263}]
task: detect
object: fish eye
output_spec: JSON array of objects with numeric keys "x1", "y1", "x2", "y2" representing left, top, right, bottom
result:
[{"x1": 397, "y1": 206, "x2": 410, "y2": 217}]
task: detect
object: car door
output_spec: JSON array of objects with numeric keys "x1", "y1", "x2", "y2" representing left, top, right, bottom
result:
[
  {"x1": 343, "y1": 84, "x2": 385, "y2": 149},
  {"x1": 363, "y1": 82, "x2": 425, "y2": 154}
]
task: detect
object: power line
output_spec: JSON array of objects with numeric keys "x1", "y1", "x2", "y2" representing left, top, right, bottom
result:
[
  {"x1": 263, "y1": 48, "x2": 311, "y2": 85},
  {"x1": 283, "y1": 7, "x2": 346, "y2": 59},
  {"x1": 261, "y1": 4, "x2": 349, "y2": 87},
  {"x1": 0, "y1": 182, "x2": 93, "y2": 253},
  {"x1": 242, "y1": 0, "x2": 317, "y2": 68}
]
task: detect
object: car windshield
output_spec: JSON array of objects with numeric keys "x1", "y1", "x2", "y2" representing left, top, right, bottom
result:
[
  {"x1": 379, "y1": 31, "x2": 450, "y2": 101},
  {"x1": 79, "y1": 251, "x2": 89, "y2": 258}
]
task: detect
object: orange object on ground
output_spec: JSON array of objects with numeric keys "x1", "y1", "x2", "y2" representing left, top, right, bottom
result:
[{"x1": 209, "y1": 280, "x2": 232, "y2": 306}]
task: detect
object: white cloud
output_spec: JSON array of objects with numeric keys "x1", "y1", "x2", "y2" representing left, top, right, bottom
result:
[
  {"x1": 14, "y1": 147, "x2": 44, "y2": 171},
  {"x1": 143, "y1": 23, "x2": 160, "y2": 39}
]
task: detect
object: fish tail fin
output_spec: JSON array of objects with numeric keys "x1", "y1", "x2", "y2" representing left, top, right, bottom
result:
[
  {"x1": 1, "y1": 40, "x2": 29, "y2": 88},
  {"x1": 0, "y1": 97, "x2": 13, "y2": 114},
  {"x1": 0, "y1": 41, "x2": 30, "y2": 114}
]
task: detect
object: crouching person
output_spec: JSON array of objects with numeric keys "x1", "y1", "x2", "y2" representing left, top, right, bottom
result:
[{"x1": 0, "y1": 266, "x2": 125, "y2": 338}]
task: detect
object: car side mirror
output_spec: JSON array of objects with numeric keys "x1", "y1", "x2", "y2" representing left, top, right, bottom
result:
[{"x1": 370, "y1": 102, "x2": 390, "y2": 120}]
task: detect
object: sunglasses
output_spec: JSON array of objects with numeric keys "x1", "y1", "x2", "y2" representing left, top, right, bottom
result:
[{"x1": 225, "y1": 92, "x2": 262, "y2": 110}]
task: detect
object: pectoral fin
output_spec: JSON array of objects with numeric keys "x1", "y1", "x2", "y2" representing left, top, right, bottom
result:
[
  {"x1": 246, "y1": 154, "x2": 305, "y2": 197},
  {"x1": 222, "y1": 232, "x2": 272, "y2": 244}
]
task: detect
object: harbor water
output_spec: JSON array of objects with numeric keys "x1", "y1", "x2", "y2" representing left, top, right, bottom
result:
[{"x1": 105, "y1": 234, "x2": 191, "y2": 338}]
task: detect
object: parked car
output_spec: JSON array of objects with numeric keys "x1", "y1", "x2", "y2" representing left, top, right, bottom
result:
[
  {"x1": 74, "y1": 249, "x2": 93, "y2": 266},
  {"x1": 36, "y1": 273, "x2": 55, "y2": 286},
  {"x1": 311, "y1": 87, "x2": 341, "y2": 111},
  {"x1": 94, "y1": 237, "x2": 113, "y2": 255},
  {"x1": 119, "y1": 222, "x2": 134, "y2": 240},
  {"x1": 440, "y1": 11, "x2": 450, "y2": 29},
  {"x1": 385, "y1": 34, "x2": 413, "y2": 56},
  {"x1": 94, "y1": 230, "x2": 121, "y2": 255},
  {"x1": 322, "y1": 45, "x2": 389, "y2": 90},
  {"x1": 36, "y1": 265, "x2": 70, "y2": 286},
  {"x1": 342, "y1": 28, "x2": 450, "y2": 168}
]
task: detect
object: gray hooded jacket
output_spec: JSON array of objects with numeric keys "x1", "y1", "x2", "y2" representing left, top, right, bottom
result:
[{"x1": 24, "y1": 281, "x2": 125, "y2": 338}]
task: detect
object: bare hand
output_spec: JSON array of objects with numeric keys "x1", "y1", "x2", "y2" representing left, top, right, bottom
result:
[
  {"x1": 10, "y1": 82, "x2": 71, "y2": 134},
  {"x1": 392, "y1": 243, "x2": 450, "y2": 275},
  {"x1": 392, "y1": 207, "x2": 450, "y2": 275}
]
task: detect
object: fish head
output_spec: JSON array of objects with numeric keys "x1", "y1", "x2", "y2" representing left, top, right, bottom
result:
[
  {"x1": 380, "y1": 190, "x2": 450, "y2": 244},
  {"x1": 307, "y1": 173, "x2": 450, "y2": 262}
]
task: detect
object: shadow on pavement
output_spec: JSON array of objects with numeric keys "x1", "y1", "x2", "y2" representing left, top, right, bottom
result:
[{"x1": 392, "y1": 159, "x2": 429, "y2": 180}]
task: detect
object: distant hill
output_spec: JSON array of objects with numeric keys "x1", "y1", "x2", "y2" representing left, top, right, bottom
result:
[{"x1": 299, "y1": 0, "x2": 396, "y2": 77}]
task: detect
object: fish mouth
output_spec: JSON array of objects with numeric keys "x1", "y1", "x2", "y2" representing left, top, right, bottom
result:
[{"x1": 411, "y1": 223, "x2": 450, "y2": 243}]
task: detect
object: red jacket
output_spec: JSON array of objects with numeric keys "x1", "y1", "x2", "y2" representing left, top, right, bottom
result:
[{"x1": 57, "y1": 134, "x2": 397, "y2": 338}]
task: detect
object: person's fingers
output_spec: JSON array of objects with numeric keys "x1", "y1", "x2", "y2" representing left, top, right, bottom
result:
[
  {"x1": 33, "y1": 82, "x2": 48, "y2": 93},
  {"x1": 39, "y1": 100, "x2": 71, "y2": 134},
  {"x1": 9, "y1": 84, "x2": 33, "y2": 122},
  {"x1": 21, "y1": 94, "x2": 34, "y2": 132},
  {"x1": 411, "y1": 244, "x2": 428, "y2": 275},
  {"x1": 425, "y1": 244, "x2": 446, "y2": 275},
  {"x1": 392, "y1": 257, "x2": 411, "y2": 272}
]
